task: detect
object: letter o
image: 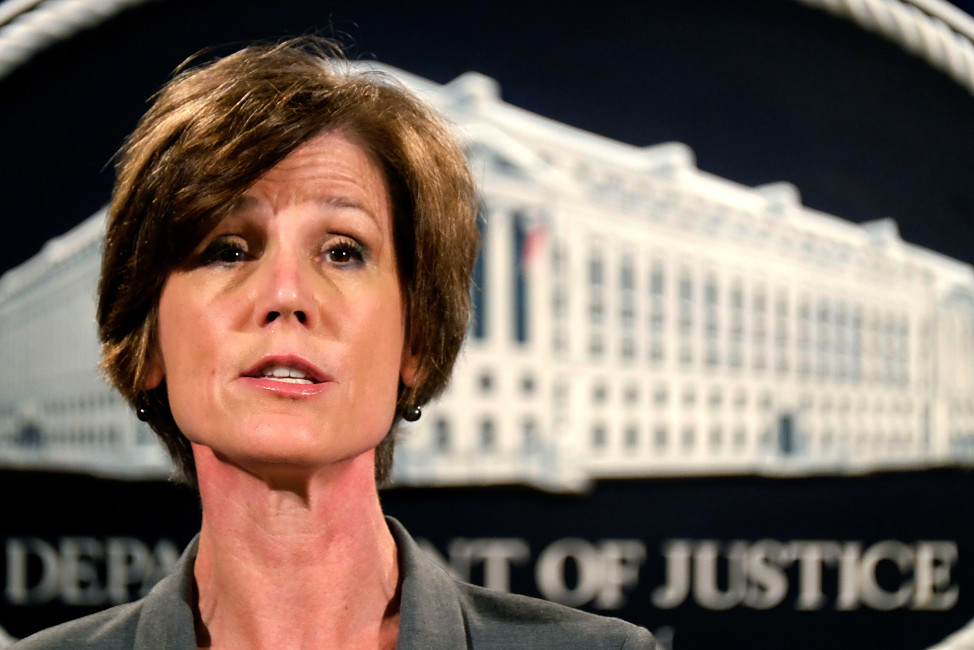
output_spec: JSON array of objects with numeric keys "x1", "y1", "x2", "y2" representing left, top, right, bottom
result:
[{"x1": 535, "y1": 539, "x2": 603, "y2": 607}]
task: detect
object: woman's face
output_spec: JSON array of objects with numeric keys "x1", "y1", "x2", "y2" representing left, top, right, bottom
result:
[{"x1": 145, "y1": 130, "x2": 417, "y2": 475}]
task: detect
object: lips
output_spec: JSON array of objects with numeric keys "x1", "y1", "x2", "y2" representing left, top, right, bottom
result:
[{"x1": 243, "y1": 356, "x2": 331, "y2": 385}]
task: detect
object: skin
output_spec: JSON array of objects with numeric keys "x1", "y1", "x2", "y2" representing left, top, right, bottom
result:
[{"x1": 145, "y1": 130, "x2": 416, "y2": 649}]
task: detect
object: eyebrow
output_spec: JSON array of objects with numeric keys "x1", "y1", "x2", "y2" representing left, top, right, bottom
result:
[
  {"x1": 229, "y1": 194, "x2": 377, "y2": 216},
  {"x1": 227, "y1": 195, "x2": 260, "y2": 212},
  {"x1": 228, "y1": 193, "x2": 384, "y2": 233}
]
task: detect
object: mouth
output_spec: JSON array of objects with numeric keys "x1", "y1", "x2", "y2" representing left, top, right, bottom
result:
[{"x1": 244, "y1": 357, "x2": 330, "y2": 385}]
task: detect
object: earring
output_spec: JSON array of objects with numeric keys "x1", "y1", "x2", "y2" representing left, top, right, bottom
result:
[
  {"x1": 403, "y1": 405, "x2": 422, "y2": 422},
  {"x1": 136, "y1": 394, "x2": 151, "y2": 422}
]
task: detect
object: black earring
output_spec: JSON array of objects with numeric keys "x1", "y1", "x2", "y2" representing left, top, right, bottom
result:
[
  {"x1": 403, "y1": 406, "x2": 422, "y2": 422},
  {"x1": 136, "y1": 394, "x2": 151, "y2": 422}
]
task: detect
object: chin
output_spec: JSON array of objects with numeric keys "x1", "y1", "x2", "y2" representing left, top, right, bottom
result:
[{"x1": 193, "y1": 432, "x2": 383, "y2": 478}]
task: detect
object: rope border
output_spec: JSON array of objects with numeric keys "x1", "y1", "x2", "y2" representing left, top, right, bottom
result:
[{"x1": 0, "y1": 0, "x2": 158, "y2": 80}]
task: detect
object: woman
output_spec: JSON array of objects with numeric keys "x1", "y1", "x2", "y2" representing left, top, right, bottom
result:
[{"x1": 14, "y1": 38, "x2": 654, "y2": 649}]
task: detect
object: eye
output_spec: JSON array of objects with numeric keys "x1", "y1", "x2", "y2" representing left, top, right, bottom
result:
[
  {"x1": 200, "y1": 235, "x2": 251, "y2": 266},
  {"x1": 323, "y1": 237, "x2": 366, "y2": 266}
]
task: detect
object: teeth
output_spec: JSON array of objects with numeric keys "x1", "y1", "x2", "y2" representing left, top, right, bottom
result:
[{"x1": 260, "y1": 365, "x2": 313, "y2": 384}]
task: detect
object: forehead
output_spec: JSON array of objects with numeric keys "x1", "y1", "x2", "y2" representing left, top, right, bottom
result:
[{"x1": 247, "y1": 130, "x2": 389, "y2": 207}]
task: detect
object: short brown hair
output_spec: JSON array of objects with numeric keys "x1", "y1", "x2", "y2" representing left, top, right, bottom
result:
[{"x1": 98, "y1": 38, "x2": 479, "y2": 487}]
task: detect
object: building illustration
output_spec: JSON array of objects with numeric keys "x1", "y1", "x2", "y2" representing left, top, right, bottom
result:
[{"x1": 2, "y1": 64, "x2": 973, "y2": 489}]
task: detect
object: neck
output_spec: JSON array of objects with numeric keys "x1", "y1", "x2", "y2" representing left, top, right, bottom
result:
[{"x1": 191, "y1": 445, "x2": 400, "y2": 649}]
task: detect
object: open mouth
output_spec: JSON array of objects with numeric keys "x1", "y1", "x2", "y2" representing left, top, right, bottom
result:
[
  {"x1": 259, "y1": 365, "x2": 316, "y2": 385},
  {"x1": 246, "y1": 358, "x2": 329, "y2": 385}
]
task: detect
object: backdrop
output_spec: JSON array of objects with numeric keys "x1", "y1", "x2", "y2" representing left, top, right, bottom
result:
[{"x1": 1, "y1": 1, "x2": 973, "y2": 648}]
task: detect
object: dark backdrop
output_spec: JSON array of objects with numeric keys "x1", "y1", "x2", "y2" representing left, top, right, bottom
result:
[
  {"x1": 2, "y1": 1, "x2": 974, "y2": 648},
  {"x1": 3, "y1": 0, "x2": 974, "y2": 273},
  {"x1": 2, "y1": 468, "x2": 972, "y2": 648}
]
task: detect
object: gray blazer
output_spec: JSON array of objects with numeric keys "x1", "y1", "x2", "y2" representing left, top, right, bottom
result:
[{"x1": 11, "y1": 518, "x2": 654, "y2": 649}]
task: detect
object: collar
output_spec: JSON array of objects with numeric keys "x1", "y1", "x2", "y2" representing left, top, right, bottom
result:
[
  {"x1": 129, "y1": 517, "x2": 467, "y2": 649},
  {"x1": 387, "y1": 516, "x2": 468, "y2": 649}
]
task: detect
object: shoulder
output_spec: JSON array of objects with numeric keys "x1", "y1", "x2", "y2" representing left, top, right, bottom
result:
[
  {"x1": 389, "y1": 516, "x2": 654, "y2": 649},
  {"x1": 9, "y1": 601, "x2": 142, "y2": 649},
  {"x1": 454, "y1": 581, "x2": 655, "y2": 649}
]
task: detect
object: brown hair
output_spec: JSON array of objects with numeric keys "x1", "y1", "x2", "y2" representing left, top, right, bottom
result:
[{"x1": 98, "y1": 38, "x2": 479, "y2": 487}]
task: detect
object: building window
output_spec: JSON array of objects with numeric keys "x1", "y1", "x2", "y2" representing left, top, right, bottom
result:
[
  {"x1": 435, "y1": 418, "x2": 450, "y2": 452},
  {"x1": 512, "y1": 213, "x2": 531, "y2": 344},
  {"x1": 551, "y1": 239, "x2": 569, "y2": 354},
  {"x1": 651, "y1": 261, "x2": 665, "y2": 295},
  {"x1": 553, "y1": 382, "x2": 569, "y2": 409},
  {"x1": 621, "y1": 262, "x2": 637, "y2": 353},
  {"x1": 523, "y1": 419, "x2": 539, "y2": 451},
  {"x1": 520, "y1": 374, "x2": 536, "y2": 395},
  {"x1": 589, "y1": 333, "x2": 604, "y2": 357},
  {"x1": 649, "y1": 259, "x2": 666, "y2": 363},
  {"x1": 704, "y1": 274, "x2": 719, "y2": 367},
  {"x1": 775, "y1": 288, "x2": 789, "y2": 374},
  {"x1": 589, "y1": 251, "x2": 604, "y2": 286},
  {"x1": 478, "y1": 371, "x2": 494, "y2": 393},
  {"x1": 592, "y1": 424, "x2": 607, "y2": 450},
  {"x1": 589, "y1": 247, "x2": 605, "y2": 359},
  {"x1": 709, "y1": 387, "x2": 723, "y2": 409},
  {"x1": 624, "y1": 383, "x2": 640, "y2": 405},
  {"x1": 624, "y1": 425, "x2": 639, "y2": 449},
  {"x1": 709, "y1": 425, "x2": 722, "y2": 451},
  {"x1": 753, "y1": 284, "x2": 767, "y2": 371},
  {"x1": 650, "y1": 340, "x2": 664, "y2": 362},
  {"x1": 592, "y1": 382, "x2": 608, "y2": 404},
  {"x1": 898, "y1": 316, "x2": 910, "y2": 387},
  {"x1": 654, "y1": 425, "x2": 668, "y2": 451},
  {"x1": 621, "y1": 254, "x2": 635, "y2": 290},
  {"x1": 471, "y1": 210, "x2": 488, "y2": 340},
  {"x1": 798, "y1": 295, "x2": 811, "y2": 379},
  {"x1": 817, "y1": 299, "x2": 831, "y2": 379},
  {"x1": 679, "y1": 270, "x2": 693, "y2": 336},
  {"x1": 480, "y1": 418, "x2": 496, "y2": 452},
  {"x1": 733, "y1": 427, "x2": 747, "y2": 452},
  {"x1": 734, "y1": 389, "x2": 748, "y2": 410},
  {"x1": 835, "y1": 301, "x2": 848, "y2": 380},
  {"x1": 729, "y1": 279, "x2": 743, "y2": 369},
  {"x1": 653, "y1": 384, "x2": 669, "y2": 406}
]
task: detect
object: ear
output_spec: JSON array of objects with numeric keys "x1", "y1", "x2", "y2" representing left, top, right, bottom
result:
[
  {"x1": 143, "y1": 350, "x2": 165, "y2": 391},
  {"x1": 399, "y1": 342, "x2": 421, "y2": 388}
]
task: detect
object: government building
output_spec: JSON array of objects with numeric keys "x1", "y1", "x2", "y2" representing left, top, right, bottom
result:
[{"x1": 2, "y1": 65, "x2": 973, "y2": 489}]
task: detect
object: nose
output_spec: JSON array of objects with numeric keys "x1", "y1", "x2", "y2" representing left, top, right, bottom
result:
[
  {"x1": 252, "y1": 249, "x2": 317, "y2": 328},
  {"x1": 266, "y1": 308, "x2": 307, "y2": 325}
]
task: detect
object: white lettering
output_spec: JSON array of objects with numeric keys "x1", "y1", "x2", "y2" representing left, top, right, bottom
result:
[
  {"x1": 447, "y1": 538, "x2": 529, "y2": 592},
  {"x1": 693, "y1": 540, "x2": 747, "y2": 610},
  {"x1": 5, "y1": 538, "x2": 59, "y2": 605},
  {"x1": 3, "y1": 537, "x2": 182, "y2": 606},
  {"x1": 652, "y1": 540, "x2": 691, "y2": 609},
  {"x1": 859, "y1": 541, "x2": 913, "y2": 611},
  {"x1": 60, "y1": 537, "x2": 105, "y2": 605},
  {"x1": 913, "y1": 541, "x2": 958, "y2": 611},
  {"x1": 790, "y1": 541, "x2": 841, "y2": 611},
  {"x1": 593, "y1": 540, "x2": 646, "y2": 609},
  {"x1": 535, "y1": 538, "x2": 604, "y2": 607},
  {"x1": 744, "y1": 540, "x2": 791, "y2": 610},
  {"x1": 650, "y1": 538, "x2": 958, "y2": 612}
]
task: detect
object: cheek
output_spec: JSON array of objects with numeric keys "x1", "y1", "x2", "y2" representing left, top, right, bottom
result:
[
  {"x1": 357, "y1": 289, "x2": 408, "y2": 392},
  {"x1": 155, "y1": 284, "x2": 220, "y2": 415}
]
